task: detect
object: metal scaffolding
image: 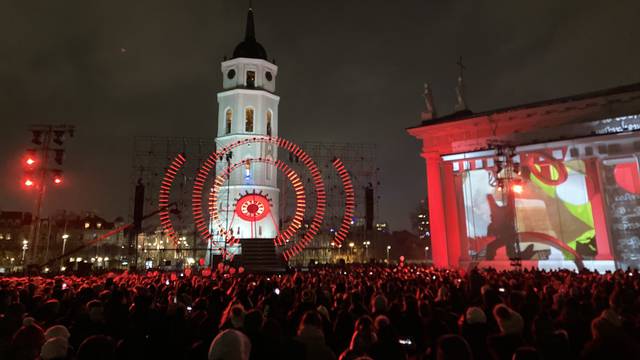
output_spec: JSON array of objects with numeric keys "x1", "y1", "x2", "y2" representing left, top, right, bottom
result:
[{"x1": 129, "y1": 136, "x2": 379, "y2": 266}]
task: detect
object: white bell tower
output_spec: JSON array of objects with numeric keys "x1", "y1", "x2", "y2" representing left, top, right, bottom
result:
[{"x1": 213, "y1": 7, "x2": 280, "y2": 251}]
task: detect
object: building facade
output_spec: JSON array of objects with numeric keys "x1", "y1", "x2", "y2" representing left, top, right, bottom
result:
[{"x1": 409, "y1": 83, "x2": 640, "y2": 271}]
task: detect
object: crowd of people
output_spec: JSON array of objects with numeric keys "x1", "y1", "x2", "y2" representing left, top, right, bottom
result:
[{"x1": 0, "y1": 264, "x2": 639, "y2": 360}]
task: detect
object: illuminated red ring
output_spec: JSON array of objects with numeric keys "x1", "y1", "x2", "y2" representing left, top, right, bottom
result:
[
  {"x1": 332, "y1": 158, "x2": 355, "y2": 246},
  {"x1": 158, "y1": 153, "x2": 186, "y2": 244},
  {"x1": 192, "y1": 136, "x2": 326, "y2": 261},
  {"x1": 524, "y1": 151, "x2": 568, "y2": 186},
  {"x1": 235, "y1": 194, "x2": 271, "y2": 222},
  {"x1": 209, "y1": 158, "x2": 306, "y2": 247}
]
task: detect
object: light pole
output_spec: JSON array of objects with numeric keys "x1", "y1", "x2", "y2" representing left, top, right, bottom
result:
[
  {"x1": 21, "y1": 240, "x2": 29, "y2": 263},
  {"x1": 386, "y1": 245, "x2": 391, "y2": 262},
  {"x1": 25, "y1": 124, "x2": 75, "y2": 264},
  {"x1": 221, "y1": 151, "x2": 233, "y2": 267},
  {"x1": 425, "y1": 246, "x2": 429, "y2": 261},
  {"x1": 61, "y1": 234, "x2": 69, "y2": 269},
  {"x1": 348, "y1": 242, "x2": 355, "y2": 262},
  {"x1": 363, "y1": 241, "x2": 370, "y2": 261}
]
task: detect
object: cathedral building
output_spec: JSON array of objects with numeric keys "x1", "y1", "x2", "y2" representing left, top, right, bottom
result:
[{"x1": 409, "y1": 83, "x2": 640, "y2": 271}]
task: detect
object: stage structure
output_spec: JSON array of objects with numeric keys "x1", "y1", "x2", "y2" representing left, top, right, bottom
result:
[
  {"x1": 281, "y1": 142, "x2": 379, "y2": 265},
  {"x1": 130, "y1": 137, "x2": 377, "y2": 267},
  {"x1": 409, "y1": 83, "x2": 640, "y2": 271},
  {"x1": 130, "y1": 136, "x2": 217, "y2": 267}
]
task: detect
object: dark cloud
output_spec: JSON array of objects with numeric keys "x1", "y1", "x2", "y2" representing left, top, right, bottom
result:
[{"x1": 0, "y1": 0, "x2": 638, "y2": 231}]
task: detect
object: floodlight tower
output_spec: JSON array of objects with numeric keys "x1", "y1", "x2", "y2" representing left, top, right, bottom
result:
[{"x1": 24, "y1": 124, "x2": 75, "y2": 264}]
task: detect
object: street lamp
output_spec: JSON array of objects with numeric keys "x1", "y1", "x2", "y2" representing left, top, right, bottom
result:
[
  {"x1": 61, "y1": 234, "x2": 69, "y2": 268},
  {"x1": 21, "y1": 240, "x2": 29, "y2": 263},
  {"x1": 425, "y1": 246, "x2": 429, "y2": 260},
  {"x1": 363, "y1": 241, "x2": 370, "y2": 260},
  {"x1": 386, "y1": 245, "x2": 391, "y2": 262},
  {"x1": 348, "y1": 242, "x2": 355, "y2": 262}
]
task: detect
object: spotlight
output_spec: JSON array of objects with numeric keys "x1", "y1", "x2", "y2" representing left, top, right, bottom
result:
[
  {"x1": 52, "y1": 170, "x2": 63, "y2": 185},
  {"x1": 512, "y1": 184, "x2": 523, "y2": 194}
]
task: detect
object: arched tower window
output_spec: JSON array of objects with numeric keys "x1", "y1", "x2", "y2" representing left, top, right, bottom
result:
[
  {"x1": 225, "y1": 108, "x2": 232, "y2": 134},
  {"x1": 245, "y1": 107, "x2": 254, "y2": 132},
  {"x1": 266, "y1": 110, "x2": 272, "y2": 136}
]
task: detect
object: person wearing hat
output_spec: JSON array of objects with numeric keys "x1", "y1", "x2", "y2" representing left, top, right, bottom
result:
[
  {"x1": 40, "y1": 337, "x2": 69, "y2": 360},
  {"x1": 487, "y1": 304, "x2": 524, "y2": 360},
  {"x1": 459, "y1": 307, "x2": 489, "y2": 360},
  {"x1": 208, "y1": 329, "x2": 251, "y2": 360}
]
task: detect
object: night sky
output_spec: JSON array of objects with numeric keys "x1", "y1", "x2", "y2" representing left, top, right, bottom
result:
[{"x1": 1, "y1": 0, "x2": 639, "y2": 231}]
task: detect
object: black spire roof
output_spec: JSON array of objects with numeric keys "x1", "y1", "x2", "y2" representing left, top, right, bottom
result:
[{"x1": 232, "y1": 8, "x2": 268, "y2": 60}]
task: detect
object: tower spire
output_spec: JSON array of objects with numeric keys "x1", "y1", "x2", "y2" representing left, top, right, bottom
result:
[
  {"x1": 245, "y1": 7, "x2": 256, "y2": 40},
  {"x1": 232, "y1": 4, "x2": 267, "y2": 60}
]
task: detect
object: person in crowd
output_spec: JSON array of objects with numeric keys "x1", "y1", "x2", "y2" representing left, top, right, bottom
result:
[
  {"x1": 208, "y1": 329, "x2": 251, "y2": 360},
  {"x1": 459, "y1": 306, "x2": 490, "y2": 360},
  {"x1": 296, "y1": 311, "x2": 337, "y2": 360},
  {"x1": 435, "y1": 334, "x2": 473, "y2": 360}
]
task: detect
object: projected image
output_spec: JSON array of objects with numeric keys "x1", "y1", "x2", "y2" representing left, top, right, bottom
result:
[
  {"x1": 461, "y1": 153, "x2": 597, "y2": 262},
  {"x1": 602, "y1": 160, "x2": 640, "y2": 269}
]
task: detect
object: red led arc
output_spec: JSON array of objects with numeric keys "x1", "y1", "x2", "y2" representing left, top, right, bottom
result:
[
  {"x1": 209, "y1": 158, "x2": 306, "y2": 247},
  {"x1": 158, "y1": 152, "x2": 186, "y2": 244},
  {"x1": 332, "y1": 158, "x2": 355, "y2": 245},
  {"x1": 192, "y1": 153, "x2": 217, "y2": 242},
  {"x1": 280, "y1": 138, "x2": 326, "y2": 261}
]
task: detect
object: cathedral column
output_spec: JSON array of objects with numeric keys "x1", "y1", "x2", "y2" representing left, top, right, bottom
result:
[
  {"x1": 454, "y1": 172, "x2": 470, "y2": 264},
  {"x1": 423, "y1": 152, "x2": 449, "y2": 268},
  {"x1": 442, "y1": 162, "x2": 462, "y2": 268},
  {"x1": 585, "y1": 158, "x2": 613, "y2": 260}
]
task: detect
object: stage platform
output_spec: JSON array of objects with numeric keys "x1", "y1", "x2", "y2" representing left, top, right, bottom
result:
[{"x1": 238, "y1": 238, "x2": 286, "y2": 273}]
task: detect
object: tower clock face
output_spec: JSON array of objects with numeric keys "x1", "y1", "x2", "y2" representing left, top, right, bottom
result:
[
  {"x1": 235, "y1": 193, "x2": 271, "y2": 222},
  {"x1": 265, "y1": 71, "x2": 273, "y2": 81},
  {"x1": 227, "y1": 69, "x2": 236, "y2": 79}
]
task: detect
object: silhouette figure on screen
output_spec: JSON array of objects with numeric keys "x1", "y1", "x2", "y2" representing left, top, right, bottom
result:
[{"x1": 484, "y1": 194, "x2": 518, "y2": 260}]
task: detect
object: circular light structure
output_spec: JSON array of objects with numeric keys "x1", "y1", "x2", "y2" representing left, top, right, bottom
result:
[
  {"x1": 208, "y1": 157, "x2": 306, "y2": 248},
  {"x1": 235, "y1": 193, "x2": 270, "y2": 222},
  {"x1": 193, "y1": 136, "x2": 326, "y2": 260}
]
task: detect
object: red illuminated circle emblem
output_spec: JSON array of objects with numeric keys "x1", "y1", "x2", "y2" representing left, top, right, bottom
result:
[{"x1": 235, "y1": 194, "x2": 270, "y2": 222}]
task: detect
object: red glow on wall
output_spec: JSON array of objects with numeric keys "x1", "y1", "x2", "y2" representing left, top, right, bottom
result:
[{"x1": 614, "y1": 162, "x2": 640, "y2": 194}]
